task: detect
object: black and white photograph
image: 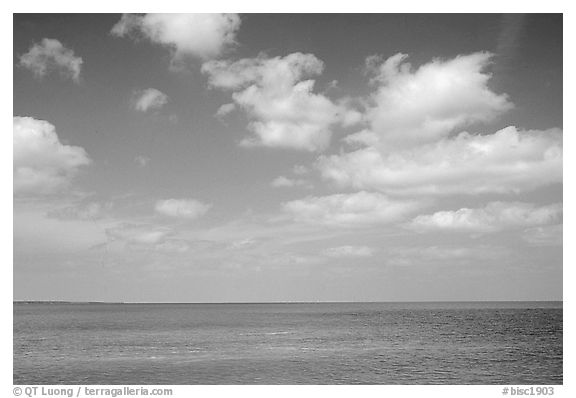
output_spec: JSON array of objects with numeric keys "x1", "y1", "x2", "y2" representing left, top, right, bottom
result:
[{"x1": 11, "y1": 8, "x2": 566, "y2": 391}]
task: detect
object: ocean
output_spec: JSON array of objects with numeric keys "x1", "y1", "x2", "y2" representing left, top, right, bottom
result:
[{"x1": 13, "y1": 301, "x2": 562, "y2": 385}]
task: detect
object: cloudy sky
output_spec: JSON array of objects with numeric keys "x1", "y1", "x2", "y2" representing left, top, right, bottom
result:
[{"x1": 13, "y1": 14, "x2": 562, "y2": 302}]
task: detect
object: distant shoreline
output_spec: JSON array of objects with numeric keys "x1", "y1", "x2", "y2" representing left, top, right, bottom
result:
[{"x1": 13, "y1": 300, "x2": 564, "y2": 305}]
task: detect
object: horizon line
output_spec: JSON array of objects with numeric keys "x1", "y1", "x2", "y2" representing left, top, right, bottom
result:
[{"x1": 13, "y1": 299, "x2": 563, "y2": 305}]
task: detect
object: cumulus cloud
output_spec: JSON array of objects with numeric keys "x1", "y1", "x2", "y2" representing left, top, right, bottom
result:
[
  {"x1": 155, "y1": 198, "x2": 211, "y2": 220},
  {"x1": 365, "y1": 52, "x2": 513, "y2": 148},
  {"x1": 319, "y1": 126, "x2": 562, "y2": 195},
  {"x1": 282, "y1": 191, "x2": 422, "y2": 226},
  {"x1": 323, "y1": 245, "x2": 374, "y2": 258},
  {"x1": 14, "y1": 117, "x2": 91, "y2": 195},
  {"x1": 19, "y1": 38, "x2": 83, "y2": 82},
  {"x1": 315, "y1": 53, "x2": 561, "y2": 196},
  {"x1": 202, "y1": 53, "x2": 360, "y2": 151},
  {"x1": 111, "y1": 13, "x2": 240, "y2": 64},
  {"x1": 132, "y1": 88, "x2": 169, "y2": 112},
  {"x1": 270, "y1": 176, "x2": 308, "y2": 188},
  {"x1": 409, "y1": 201, "x2": 562, "y2": 233}
]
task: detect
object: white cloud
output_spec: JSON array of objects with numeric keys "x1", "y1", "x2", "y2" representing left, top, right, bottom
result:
[
  {"x1": 104, "y1": 225, "x2": 201, "y2": 253},
  {"x1": 202, "y1": 53, "x2": 360, "y2": 151},
  {"x1": 155, "y1": 198, "x2": 211, "y2": 220},
  {"x1": 132, "y1": 88, "x2": 169, "y2": 112},
  {"x1": 342, "y1": 129, "x2": 380, "y2": 147},
  {"x1": 14, "y1": 117, "x2": 91, "y2": 195},
  {"x1": 365, "y1": 52, "x2": 513, "y2": 148},
  {"x1": 282, "y1": 191, "x2": 422, "y2": 226},
  {"x1": 409, "y1": 201, "x2": 562, "y2": 233},
  {"x1": 19, "y1": 38, "x2": 83, "y2": 82},
  {"x1": 106, "y1": 224, "x2": 172, "y2": 245},
  {"x1": 215, "y1": 103, "x2": 236, "y2": 118},
  {"x1": 323, "y1": 245, "x2": 374, "y2": 258},
  {"x1": 319, "y1": 126, "x2": 562, "y2": 195},
  {"x1": 316, "y1": 53, "x2": 560, "y2": 197},
  {"x1": 270, "y1": 176, "x2": 308, "y2": 188},
  {"x1": 111, "y1": 13, "x2": 240, "y2": 64}
]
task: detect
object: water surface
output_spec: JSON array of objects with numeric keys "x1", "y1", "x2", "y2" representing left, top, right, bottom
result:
[{"x1": 13, "y1": 301, "x2": 563, "y2": 384}]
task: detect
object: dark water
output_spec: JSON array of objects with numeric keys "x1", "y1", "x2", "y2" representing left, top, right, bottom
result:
[{"x1": 13, "y1": 301, "x2": 562, "y2": 384}]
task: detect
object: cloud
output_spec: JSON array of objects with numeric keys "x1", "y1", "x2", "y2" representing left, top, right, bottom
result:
[
  {"x1": 319, "y1": 126, "x2": 562, "y2": 195},
  {"x1": 323, "y1": 245, "x2": 374, "y2": 258},
  {"x1": 215, "y1": 103, "x2": 236, "y2": 118},
  {"x1": 111, "y1": 13, "x2": 240, "y2": 64},
  {"x1": 15, "y1": 207, "x2": 105, "y2": 253},
  {"x1": 409, "y1": 201, "x2": 562, "y2": 233},
  {"x1": 155, "y1": 239, "x2": 191, "y2": 253},
  {"x1": 316, "y1": 53, "x2": 560, "y2": 196},
  {"x1": 522, "y1": 224, "x2": 562, "y2": 246},
  {"x1": 202, "y1": 53, "x2": 359, "y2": 151},
  {"x1": 282, "y1": 191, "x2": 422, "y2": 226},
  {"x1": 228, "y1": 238, "x2": 259, "y2": 250},
  {"x1": 104, "y1": 224, "x2": 205, "y2": 254},
  {"x1": 106, "y1": 224, "x2": 172, "y2": 245},
  {"x1": 134, "y1": 155, "x2": 150, "y2": 167},
  {"x1": 132, "y1": 88, "x2": 169, "y2": 112},
  {"x1": 14, "y1": 117, "x2": 91, "y2": 195},
  {"x1": 384, "y1": 245, "x2": 512, "y2": 267},
  {"x1": 270, "y1": 176, "x2": 308, "y2": 188},
  {"x1": 342, "y1": 129, "x2": 380, "y2": 147},
  {"x1": 155, "y1": 198, "x2": 211, "y2": 220},
  {"x1": 292, "y1": 165, "x2": 309, "y2": 175},
  {"x1": 364, "y1": 52, "x2": 513, "y2": 148},
  {"x1": 19, "y1": 38, "x2": 83, "y2": 82},
  {"x1": 47, "y1": 201, "x2": 111, "y2": 221}
]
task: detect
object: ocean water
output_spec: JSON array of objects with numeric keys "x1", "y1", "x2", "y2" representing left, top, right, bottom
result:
[{"x1": 13, "y1": 301, "x2": 562, "y2": 385}]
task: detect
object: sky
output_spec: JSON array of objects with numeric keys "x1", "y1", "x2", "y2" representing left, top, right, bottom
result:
[{"x1": 13, "y1": 13, "x2": 563, "y2": 302}]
